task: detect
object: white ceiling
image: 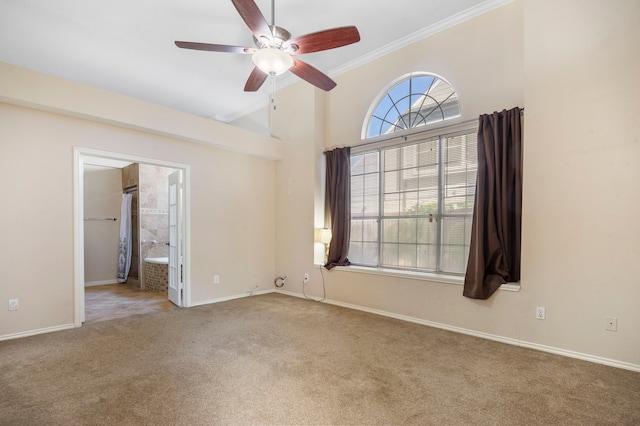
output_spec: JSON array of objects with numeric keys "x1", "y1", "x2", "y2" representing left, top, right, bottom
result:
[{"x1": 0, "y1": 0, "x2": 504, "y2": 123}]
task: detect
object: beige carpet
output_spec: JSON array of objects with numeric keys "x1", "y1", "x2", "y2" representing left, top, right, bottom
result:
[{"x1": 1, "y1": 293, "x2": 638, "y2": 425}]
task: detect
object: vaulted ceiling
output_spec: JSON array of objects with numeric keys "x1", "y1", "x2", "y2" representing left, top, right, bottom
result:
[{"x1": 0, "y1": 0, "x2": 504, "y2": 123}]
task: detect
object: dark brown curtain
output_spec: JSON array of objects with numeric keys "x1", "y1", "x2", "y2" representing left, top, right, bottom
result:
[
  {"x1": 464, "y1": 107, "x2": 523, "y2": 299},
  {"x1": 324, "y1": 147, "x2": 351, "y2": 270}
]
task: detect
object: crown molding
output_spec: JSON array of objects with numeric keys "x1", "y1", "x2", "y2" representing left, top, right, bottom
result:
[{"x1": 330, "y1": 0, "x2": 514, "y2": 77}]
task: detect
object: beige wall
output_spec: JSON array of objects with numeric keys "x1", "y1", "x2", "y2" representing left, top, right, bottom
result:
[
  {"x1": 519, "y1": 0, "x2": 640, "y2": 364},
  {"x1": 83, "y1": 165, "x2": 122, "y2": 284},
  {"x1": 271, "y1": 83, "x2": 322, "y2": 289},
  {"x1": 0, "y1": 67, "x2": 278, "y2": 336},
  {"x1": 273, "y1": 0, "x2": 640, "y2": 369},
  {"x1": 327, "y1": 1, "x2": 523, "y2": 146}
]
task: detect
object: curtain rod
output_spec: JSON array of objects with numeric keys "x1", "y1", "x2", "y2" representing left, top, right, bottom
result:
[
  {"x1": 326, "y1": 107, "x2": 524, "y2": 153},
  {"x1": 84, "y1": 217, "x2": 117, "y2": 221},
  {"x1": 345, "y1": 117, "x2": 478, "y2": 152}
]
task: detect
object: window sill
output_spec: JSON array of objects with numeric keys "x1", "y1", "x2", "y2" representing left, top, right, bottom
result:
[{"x1": 317, "y1": 264, "x2": 520, "y2": 292}]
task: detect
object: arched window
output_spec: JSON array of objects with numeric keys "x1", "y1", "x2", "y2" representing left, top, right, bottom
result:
[{"x1": 363, "y1": 73, "x2": 460, "y2": 139}]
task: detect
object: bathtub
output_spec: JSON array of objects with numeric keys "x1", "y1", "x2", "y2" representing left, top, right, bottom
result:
[
  {"x1": 143, "y1": 257, "x2": 169, "y2": 291},
  {"x1": 143, "y1": 257, "x2": 168, "y2": 265}
]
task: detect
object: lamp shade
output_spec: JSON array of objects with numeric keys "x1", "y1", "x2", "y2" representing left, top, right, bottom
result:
[
  {"x1": 251, "y1": 48, "x2": 294, "y2": 76},
  {"x1": 320, "y1": 228, "x2": 332, "y2": 245}
]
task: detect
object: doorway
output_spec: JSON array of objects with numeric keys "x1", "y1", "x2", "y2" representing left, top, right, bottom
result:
[{"x1": 73, "y1": 147, "x2": 190, "y2": 326}]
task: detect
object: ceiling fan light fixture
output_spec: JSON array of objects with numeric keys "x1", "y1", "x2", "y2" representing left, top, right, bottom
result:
[{"x1": 252, "y1": 47, "x2": 294, "y2": 76}]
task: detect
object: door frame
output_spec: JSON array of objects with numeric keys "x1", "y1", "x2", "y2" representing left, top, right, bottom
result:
[{"x1": 73, "y1": 147, "x2": 191, "y2": 326}]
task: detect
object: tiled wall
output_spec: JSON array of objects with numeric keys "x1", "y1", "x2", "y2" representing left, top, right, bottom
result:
[
  {"x1": 139, "y1": 164, "x2": 177, "y2": 261},
  {"x1": 120, "y1": 163, "x2": 176, "y2": 291}
]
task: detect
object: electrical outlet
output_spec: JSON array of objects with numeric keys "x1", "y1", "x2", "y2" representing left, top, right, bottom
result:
[
  {"x1": 605, "y1": 316, "x2": 617, "y2": 332},
  {"x1": 213, "y1": 275, "x2": 220, "y2": 284},
  {"x1": 8, "y1": 299, "x2": 18, "y2": 311},
  {"x1": 303, "y1": 273, "x2": 309, "y2": 284},
  {"x1": 536, "y1": 306, "x2": 545, "y2": 320}
]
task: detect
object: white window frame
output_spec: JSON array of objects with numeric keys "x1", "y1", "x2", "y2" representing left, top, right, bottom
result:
[{"x1": 350, "y1": 122, "x2": 479, "y2": 279}]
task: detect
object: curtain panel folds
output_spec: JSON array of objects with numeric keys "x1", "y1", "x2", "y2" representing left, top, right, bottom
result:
[
  {"x1": 117, "y1": 193, "x2": 133, "y2": 283},
  {"x1": 464, "y1": 107, "x2": 523, "y2": 299},
  {"x1": 324, "y1": 147, "x2": 351, "y2": 269}
]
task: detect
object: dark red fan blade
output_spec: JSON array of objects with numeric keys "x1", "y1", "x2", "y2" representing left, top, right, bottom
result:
[
  {"x1": 244, "y1": 67, "x2": 269, "y2": 92},
  {"x1": 289, "y1": 26, "x2": 360, "y2": 54},
  {"x1": 231, "y1": 0, "x2": 271, "y2": 41},
  {"x1": 289, "y1": 59, "x2": 337, "y2": 91},
  {"x1": 175, "y1": 41, "x2": 254, "y2": 54}
]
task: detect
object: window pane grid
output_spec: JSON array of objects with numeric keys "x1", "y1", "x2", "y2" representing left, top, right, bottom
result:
[
  {"x1": 443, "y1": 134, "x2": 477, "y2": 216},
  {"x1": 350, "y1": 151, "x2": 381, "y2": 265},
  {"x1": 351, "y1": 152, "x2": 380, "y2": 219},
  {"x1": 383, "y1": 138, "x2": 439, "y2": 219},
  {"x1": 350, "y1": 129, "x2": 476, "y2": 276},
  {"x1": 365, "y1": 74, "x2": 461, "y2": 139}
]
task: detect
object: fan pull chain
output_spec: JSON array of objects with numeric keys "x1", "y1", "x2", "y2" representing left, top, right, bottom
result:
[
  {"x1": 269, "y1": 0, "x2": 277, "y2": 112},
  {"x1": 271, "y1": 74, "x2": 277, "y2": 111}
]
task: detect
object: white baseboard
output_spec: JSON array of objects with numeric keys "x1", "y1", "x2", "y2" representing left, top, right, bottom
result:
[
  {"x1": 275, "y1": 289, "x2": 640, "y2": 373},
  {"x1": 0, "y1": 289, "x2": 278, "y2": 341},
  {"x1": 0, "y1": 323, "x2": 77, "y2": 342},
  {"x1": 84, "y1": 280, "x2": 119, "y2": 287},
  {"x1": 6, "y1": 289, "x2": 637, "y2": 373},
  {"x1": 188, "y1": 289, "x2": 275, "y2": 307}
]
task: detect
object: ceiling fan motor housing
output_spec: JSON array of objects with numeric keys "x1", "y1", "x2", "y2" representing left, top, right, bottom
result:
[{"x1": 253, "y1": 26, "x2": 298, "y2": 52}]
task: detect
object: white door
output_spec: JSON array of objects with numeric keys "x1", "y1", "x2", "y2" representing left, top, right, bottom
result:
[{"x1": 168, "y1": 170, "x2": 184, "y2": 306}]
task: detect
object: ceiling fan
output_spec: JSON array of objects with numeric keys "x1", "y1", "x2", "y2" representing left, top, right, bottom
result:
[{"x1": 175, "y1": 0, "x2": 360, "y2": 92}]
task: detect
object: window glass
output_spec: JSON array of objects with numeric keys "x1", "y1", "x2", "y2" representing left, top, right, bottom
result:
[
  {"x1": 349, "y1": 130, "x2": 477, "y2": 275},
  {"x1": 364, "y1": 74, "x2": 460, "y2": 139}
]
